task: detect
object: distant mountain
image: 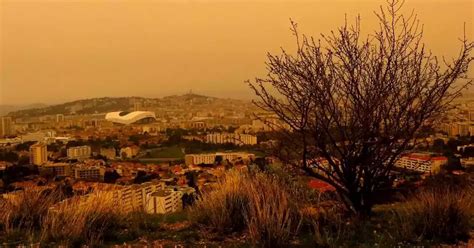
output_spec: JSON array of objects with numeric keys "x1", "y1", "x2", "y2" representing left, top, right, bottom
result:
[{"x1": 0, "y1": 103, "x2": 48, "y2": 116}]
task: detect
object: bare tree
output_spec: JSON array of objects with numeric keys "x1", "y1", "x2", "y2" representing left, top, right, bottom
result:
[{"x1": 248, "y1": 0, "x2": 473, "y2": 215}]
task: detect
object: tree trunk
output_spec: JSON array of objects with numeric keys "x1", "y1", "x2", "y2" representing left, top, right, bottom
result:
[{"x1": 346, "y1": 191, "x2": 373, "y2": 217}]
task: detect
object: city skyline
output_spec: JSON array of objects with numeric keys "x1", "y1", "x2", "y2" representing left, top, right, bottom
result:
[{"x1": 1, "y1": 0, "x2": 473, "y2": 105}]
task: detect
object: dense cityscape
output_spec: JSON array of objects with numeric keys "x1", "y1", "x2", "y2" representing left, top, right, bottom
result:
[
  {"x1": 1, "y1": 93, "x2": 474, "y2": 215},
  {"x1": 1, "y1": 0, "x2": 473, "y2": 247}
]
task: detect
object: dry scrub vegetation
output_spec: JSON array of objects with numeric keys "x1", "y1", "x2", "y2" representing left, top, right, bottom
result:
[
  {"x1": 0, "y1": 189, "x2": 124, "y2": 246},
  {"x1": 0, "y1": 171, "x2": 473, "y2": 247},
  {"x1": 189, "y1": 170, "x2": 474, "y2": 247},
  {"x1": 189, "y1": 170, "x2": 341, "y2": 247},
  {"x1": 391, "y1": 186, "x2": 474, "y2": 243}
]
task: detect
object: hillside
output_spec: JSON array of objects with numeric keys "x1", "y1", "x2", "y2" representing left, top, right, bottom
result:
[
  {"x1": 6, "y1": 94, "x2": 252, "y2": 118},
  {"x1": 6, "y1": 97, "x2": 136, "y2": 118},
  {"x1": 0, "y1": 103, "x2": 48, "y2": 117}
]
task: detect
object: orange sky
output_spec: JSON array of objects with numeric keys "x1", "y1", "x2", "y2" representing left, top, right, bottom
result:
[{"x1": 1, "y1": 0, "x2": 473, "y2": 105}]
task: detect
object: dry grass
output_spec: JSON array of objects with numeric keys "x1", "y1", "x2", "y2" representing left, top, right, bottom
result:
[
  {"x1": 189, "y1": 170, "x2": 304, "y2": 247},
  {"x1": 392, "y1": 186, "x2": 474, "y2": 243},
  {"x1": 40, "y1": 192, "x2": 124, "y2": 246},
  {"x1": 0, "y1": 189, "x2": 129, "y2": 246},
  {"x1": 188, "y1": 170, "x2": 249, "y2": 234},
  {"x1": 301, "y1": 200, "x2": 349, "y2": 247},
  {"x1": 0, "y1": 188, "x2": 63, "y2": 240},
  {"x1": 244, "y1": 173, "x2": 302, "y2": 247}
]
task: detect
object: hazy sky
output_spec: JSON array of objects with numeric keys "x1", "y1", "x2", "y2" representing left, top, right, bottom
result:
[{"x1": 1, "y1": 0, "x2": 473, "y2": 105}]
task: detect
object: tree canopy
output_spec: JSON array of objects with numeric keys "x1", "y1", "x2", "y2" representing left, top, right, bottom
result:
[{"x1": 248, "y1": 0, "x2": 473, "y2": 215}]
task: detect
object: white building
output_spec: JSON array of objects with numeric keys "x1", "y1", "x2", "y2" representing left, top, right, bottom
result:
[
  {"x1": 145, "y1": 186, "x2": 195, "y2": 214},
  {"x1": 206, "y1": 133, "x2": 257, "y2": 146},
  {"x1": 145, "y1": 189, "x2": 183, "y2": 214},
  {"x1": 48, "y1": 181, "x2": 166, "y2": 214},
  {"x1": 185, "y1": 153, "x2": 216, "y2": 165},
  {"x1": 21, "y1": 130, "x2": 56, "y2": 144},
  {"x1": 30, "y1": 142, "x2": 48, "y2": 165},
  {"x1": 73, "y1": 165, "x2": 104, "y2": 180},
  {"x1": 56, "y1": 114, "x2": 65, "y2": 123},
  {"x1": 40, "y1": 163, "x2": 72, "y2": 177},
  {"x1": 185, "y1": 152, "x2": 255, "y2": 165},
  {"x1": 120, "y1": 146, "x2": 140, "y2": 159},
  {"x1": 67, "y1": 145, "x2": 91, "y2": 160},
  {"x1": 395, "y1": 153, "x2": 447, "y2": 174},
  {"x1": 0, "y1": 117, "x2": 14, "y2": 137},
  {"x1": 112, "y1": 181, "x2": 165, "y2": 212}
]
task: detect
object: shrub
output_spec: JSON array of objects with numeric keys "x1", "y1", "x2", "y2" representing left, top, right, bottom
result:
[
  {"x1": 244, "y1": 173, "x2": 302, "y2": 247},
  {"x1": 188, "y1": 170, "x2": 249, "y2": 234},
  {"x1": 392, "y1": 186, "x2": 473, "y2": 243},
  {"x1": 189, "y1": 170, "x2": 303, "y2": 247}
]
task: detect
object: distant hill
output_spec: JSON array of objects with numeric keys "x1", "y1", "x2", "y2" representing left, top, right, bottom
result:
[
  {"x1": 6, "y1": 97, "x2": 139, "y2": 118},
  {"x1": 6, "y1": 94, "x2": 252, "y2": 118},
  {"x1": 0, "y1": 103, "x2": 48, "y2": 116}
]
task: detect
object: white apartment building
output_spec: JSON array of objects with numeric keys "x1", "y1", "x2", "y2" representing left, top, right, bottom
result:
[
  {"x1": 29, "y1": 142, "x2": 48, "y2": 165},
  {"x1": 21, "y1": 130, "x2": 57, "y2": 144},
  {"x1": 145, "y1": 186, "x2": 195, "y2": 214},
  {"x1": 56, "y1": 114, "x2": 65, "y2": 123},
  {"x1": 40, "y1": 163, "x2": 72, "y2": 177},
  {"x1": 395, "y1": 153, "x2": 447, "y2": 174},
  {"x1": 0, "y1": 117, "x2": 14, "y2": 137},
  {"x1": 185, "y1": 153, "x2": 216, "y2": 165},
  {"x1": 67, "y1": 145, "x2": 92, "y2": 160},
  {"x1": 73, "y1": 165, "x2": 104, "y2": 180},
  {"x1": 469, "y1": 110, "x2": 474, "y2": 122},
  {"x1": 185, "y1": 152, "x2": 255, "y2": 165},
  {"x1": 145, "y1": 189, "x2": 183, "y2": 214},
  {"x1": 49, "y1": 181, "x2": 167, "y2": 214},
  {"x1": 112, "y1": 181, "x2": 165, "y2": 212},
  {"x1": 206, "y1": 133, "x2": 257, "y2": 146},
  {"x1": 441, "y1": 122, "x2": 472, "y2": 137}
]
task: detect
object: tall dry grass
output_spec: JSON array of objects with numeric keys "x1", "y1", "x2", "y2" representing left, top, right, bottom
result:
[
  {"x1": 301, "y1": 200, "x2": 349, "y2": 247},
  {"x1": 189, "y1": 170, "x2": 304, "y2": 247},
  {"x1": 189, "y1": 170, "x2": 250, "y2": 234},
  {"x1": 0, "y1": 188, "x2": 62, "y2": 240},
  {"x1": 40, "y1": 192, "x2": 124, "y2": 246},
  {"x1": 392, "y1": 186, "x2": 474, "y2": 243},
  {"x1": 0, "y1": 188, "x2": 129, "y2": 246}
]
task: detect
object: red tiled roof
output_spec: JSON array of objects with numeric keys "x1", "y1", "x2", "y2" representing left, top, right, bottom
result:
[
  {"x1": 403, "y1": 153, "x2": 448, "y2": 162},
  {"x1": 308, "y1": 179, "x2": 336, "y2": 192}
]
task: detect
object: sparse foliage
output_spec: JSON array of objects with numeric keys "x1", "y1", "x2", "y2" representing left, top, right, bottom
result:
[{"x1": 248, "y1": 0, "x2": 473, "y2": 215}]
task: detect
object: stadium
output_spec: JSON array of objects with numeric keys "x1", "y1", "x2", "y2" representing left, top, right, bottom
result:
[{"x1": 105, "y1": 111, "x2": 156, "y2": 125}]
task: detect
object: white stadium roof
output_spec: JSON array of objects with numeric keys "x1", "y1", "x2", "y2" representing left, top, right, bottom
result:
[{"x1": 105, "y1": 111, "x2": 156, "y2": 125}]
